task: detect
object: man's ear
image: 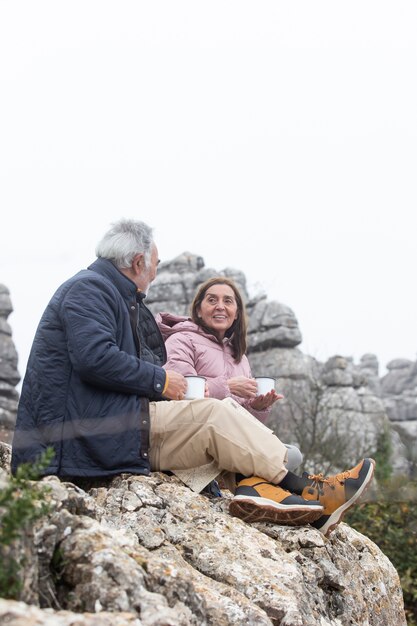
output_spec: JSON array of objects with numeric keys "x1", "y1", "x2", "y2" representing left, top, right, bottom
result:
[{"x1": 132, "y1": 253, "x2": 145, "y2": 274}]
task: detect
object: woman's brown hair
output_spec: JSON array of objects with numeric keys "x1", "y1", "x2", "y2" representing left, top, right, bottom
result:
[{"x1": 190, "y1": 277, "x2": 248, "y2": 362}]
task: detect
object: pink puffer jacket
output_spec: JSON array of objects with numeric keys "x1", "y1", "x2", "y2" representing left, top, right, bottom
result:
[{"x1": 156, "y1": 312, "x2": 269, "y2": 423}]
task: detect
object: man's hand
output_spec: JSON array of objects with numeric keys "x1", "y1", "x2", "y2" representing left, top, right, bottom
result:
[{"x1": 163, "y1": 370, "x2": 188, "y2": 400}]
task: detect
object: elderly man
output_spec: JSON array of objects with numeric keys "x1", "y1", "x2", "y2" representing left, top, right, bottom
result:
[{"x1": 11, "y1": 218, "x2": 374, "y2": 537}]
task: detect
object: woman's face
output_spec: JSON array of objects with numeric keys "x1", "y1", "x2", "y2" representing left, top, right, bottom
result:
[{"x1": 197, "y1": 284, "x2": 239, "y2": 340}]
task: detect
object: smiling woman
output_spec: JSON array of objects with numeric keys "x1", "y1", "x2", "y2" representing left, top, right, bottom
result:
[
  {"x1": 196, "y1": 283, "x2": 238, "y2": 341},
  {"x1": 156, "y1": 277, "x2": 284, "y2": 421},
  {"x1": 156, "y1": 276, "x2": 304, "y2": 477}
]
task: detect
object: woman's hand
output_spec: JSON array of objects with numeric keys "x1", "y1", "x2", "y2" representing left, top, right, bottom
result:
[
  {"x1": 250, "y1": 390, "x2": 284, "y2": 410},
  {"x1": 227, "y1": 376, "x2": 258, "y2": 399}
]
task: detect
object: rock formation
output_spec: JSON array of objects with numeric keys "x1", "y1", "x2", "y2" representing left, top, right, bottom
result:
[
  {"x1": 0, "y1": 284, "x2": 20, "y2": 444},
  {"x1": 0, "y1": 442, "x2": 407, "y2": 626}
]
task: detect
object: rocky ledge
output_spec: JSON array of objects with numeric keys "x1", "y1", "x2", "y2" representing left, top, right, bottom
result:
[{"x1": 0, "y1": 443, "x2": 406, "y2": 626}]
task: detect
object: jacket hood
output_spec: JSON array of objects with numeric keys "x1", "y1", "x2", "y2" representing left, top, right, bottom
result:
[
  {"x1": 156, "y1": 311, "x2": 232, "y2": 346},
  {"x1": 155, "y1": 312, "x2": 196, "y2": 339}
]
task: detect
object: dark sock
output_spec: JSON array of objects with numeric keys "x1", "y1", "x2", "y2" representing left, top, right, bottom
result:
[{"x1": 278, "y1": 471, "x2": 312, "y2": 495}]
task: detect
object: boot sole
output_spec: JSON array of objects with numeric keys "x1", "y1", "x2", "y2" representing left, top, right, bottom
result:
[
  {"x1": 314, "y1": 458, "x2": 376, "y2": 537},
  {"x1": 229, "y1": 497, "x2": 324, "y2": 525}
]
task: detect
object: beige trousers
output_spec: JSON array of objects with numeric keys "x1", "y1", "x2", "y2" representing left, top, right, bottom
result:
[{"x1": 149, "y1": 397, "x2": 288, "y2": 490}]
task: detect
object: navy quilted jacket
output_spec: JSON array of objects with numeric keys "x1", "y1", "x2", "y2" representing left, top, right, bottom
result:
[{"x1": 11, "y1": 258, "x2": 167, "y2": 478}]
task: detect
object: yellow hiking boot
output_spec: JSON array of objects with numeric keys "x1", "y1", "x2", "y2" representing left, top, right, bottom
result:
[{"x1": 302, "y1": 458, "x2": 375, "y2": 537}]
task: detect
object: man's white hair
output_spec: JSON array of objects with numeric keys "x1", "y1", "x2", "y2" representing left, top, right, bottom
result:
[{"x1": 96, "y1": 219, "x2": 154, "y2": 269}]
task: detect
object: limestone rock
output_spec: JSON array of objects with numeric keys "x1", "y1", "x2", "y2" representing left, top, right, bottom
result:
[
  {"x1": 0, "y1": 600, "x2": 143, "y2": 626},
  {"x1": 0, "y1": 440, "x2": 11, "y2": 473},
  {"x1": 0, "y1": 285, "x2": 20, "y2": 386},
  {"x1": 356, "y1": 353, "x2": 381, "y2": 395},
  {"x1": 0, "y1": 470, "x2": 407, "y2": 626},
  {"x1": 0, "y1": 284, "x2": 19, "y2": 442},
  {"x1": 381, "y1": 359, "x2": 416, "y2": 396},
  {"x1": 247, "y1": 298, "x2": 302, "y2": 350},
  {"x1": 320, "y1": 356, "x2": 364, "y2": 388}
]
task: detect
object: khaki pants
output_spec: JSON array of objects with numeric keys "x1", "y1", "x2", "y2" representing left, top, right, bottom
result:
[{"x1": 149, "y1": 397, "x2": 288, "y2": 490}]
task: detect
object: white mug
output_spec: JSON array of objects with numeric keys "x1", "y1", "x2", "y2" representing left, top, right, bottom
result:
[
  {"x1": 184, "y1": 375, "x2": 206, "y2": 399},
  {"x1": 255, "y1": 376, "x2": 275, "y2": 396}
]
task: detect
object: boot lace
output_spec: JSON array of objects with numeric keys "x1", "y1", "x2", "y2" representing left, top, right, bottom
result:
[{"x1": 307, "y1": 470, "x2": 351, "y2": 495}]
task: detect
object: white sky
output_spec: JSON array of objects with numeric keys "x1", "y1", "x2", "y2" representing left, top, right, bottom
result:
[{"x1": 1, "y1": 1, "x2": 416, "y2": 383}]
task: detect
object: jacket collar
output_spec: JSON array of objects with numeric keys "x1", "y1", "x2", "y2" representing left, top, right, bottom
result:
[{"x1": 88, "y1": 258, "x2": 138, "y2": 301}]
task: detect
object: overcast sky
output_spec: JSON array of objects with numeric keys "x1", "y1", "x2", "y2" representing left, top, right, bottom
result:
[{"x1": 1, "y1": 1, "x2": 416, "y2": 383}]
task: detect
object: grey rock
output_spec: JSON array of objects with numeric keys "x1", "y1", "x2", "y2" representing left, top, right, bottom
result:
[
  {"x1": 356, "y1": 354, "x2": 382, "y2": 395},
  {"x1": 247, "y1": 300, "x2": 302, "y2": 350},
  {"x1": 158, "y1": 252, "x2": 204, "y2": 273},
  {"x1": 249, "y1": 346, "x2": 319, "y2": 381},
  {"x1": 0, "y1": 318, "x2": 12, "y2": 336},
  {"x1": 0, "y1": 284, "x2": 13, "y2": 317},
  {"x1": 0, "y1": 334, "x2": 20, "y2": 385},
  {"x1": 381, "y1": 362, "x2": 415, "y2": 395},
  {"x1": 0, "y1": 440, "x2": 11, "y2": 471},
  {"x1": 0, "y1": 471, "x2": 407, "y2": 626},
  {"x1": 0, "y1": 600, "x2": 143, "y2": 625},
  {"x1": 360, "y1": 353, "x2": 380, "y2": 375},
  {"x1": 0, "y1": 380, "x2": 19, "y2": 400},
  {"x1": 386, "y1": 359, "x2": 413, "y2": 370},
  {"x1": 320, "y1": 356, "x2": 365, "y2": 388},
  {"x1": 0, "y1": 286, "x2": 20, "y2": 441}
]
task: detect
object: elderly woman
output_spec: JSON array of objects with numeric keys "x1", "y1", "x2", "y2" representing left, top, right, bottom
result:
[{"x1": 156, "y1": 276, "x2": 302, "y2": 471}]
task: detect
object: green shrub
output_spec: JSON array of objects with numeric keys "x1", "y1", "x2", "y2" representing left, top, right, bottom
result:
[
  {"x1": 0, "y1": 449, "x2": 54, "y2": 599},
  {"x1": 345, "y1": 484, "x2": 417, "y2": 626},
  {"x1": 373, "y1": 425, "x2": 393, "y2": 483}
]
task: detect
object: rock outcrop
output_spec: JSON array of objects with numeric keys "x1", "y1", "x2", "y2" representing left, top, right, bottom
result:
[
  {"x1": 0, "y1": 284, "x2": 20, "y2": 444},
  {"x1": 0, "y1": 442, "x2": 407, "y2": 626},
  {"x1": 381, "y1": 359, "x2": 417, "y2": 427}
]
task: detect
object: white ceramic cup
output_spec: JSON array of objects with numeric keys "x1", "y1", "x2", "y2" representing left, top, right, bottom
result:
[
  {"x1": 184, "y1": 375, "x2": 206, "y2": 399},
  {"x1": 255, "y1": 376, "x2": 275, "y2": 396}
]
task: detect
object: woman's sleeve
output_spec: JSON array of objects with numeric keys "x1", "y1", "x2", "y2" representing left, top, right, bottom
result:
[
  {"x1": 240, "y1": 399, "x2": 271, "y2": 423},
  {"x1": 165, "y1": 334, "x2": 232, "y2": 399},
  {"x1": 205, "y1": 375, "x2": 232, "y2": 400}
]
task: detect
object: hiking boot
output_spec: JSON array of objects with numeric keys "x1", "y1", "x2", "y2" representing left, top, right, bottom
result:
[
  {"x1": 229, "y1": 477, "x2": 323, "y2": 525},
  {"x1": 302, "y1": 458, "x2": 375, "y2": 537}
]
